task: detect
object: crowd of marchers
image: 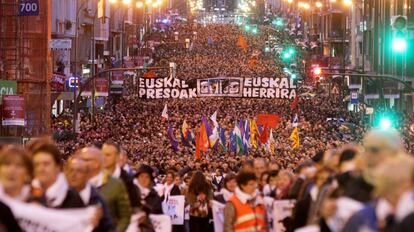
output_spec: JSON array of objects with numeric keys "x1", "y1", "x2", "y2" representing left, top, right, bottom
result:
[
  {"x1": 2, "y1": 130, "x2": 414, "y2": 232},
  {"x1": 54, "y1": 21, "x2": 363, "y2": 169},
  {"x1": 20, "y1": 18, "x2": 413, "y2": 232}
]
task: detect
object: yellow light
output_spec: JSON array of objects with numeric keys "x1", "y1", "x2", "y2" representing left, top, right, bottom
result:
[
  {"x1": 343, "y1": 0, "x2": 352, "y2": 5},
  {"x1": 343, "y1": 0, "x2": 352, "y2": 6},
  {"x1": 136, "y1": 1, "x2": 144, "y2": 7},
  {"x1": 316, "y1": 1, "x2": 322, "y2": 8},
  {"x1": 109, "y1": 0, "x2": 117, "y2": 4},
  {"x1": 287, "y1": 0, "x2": 293, "y2": 3},
  {"x1": 330, "y1": 0, "x2": 337, "y2": 2},
  {"x1": 122, "y1": 0, "x2": 131, "y2": 5},
  {"x1": 152, "y1": 2, "x2": 158, "y2": 7},
  {"x1": 298, "y1": 2, "x2": 310, "y2": 9},
  {"x1": 145, "y1": 0, "x2": 152, "y2": 5}
]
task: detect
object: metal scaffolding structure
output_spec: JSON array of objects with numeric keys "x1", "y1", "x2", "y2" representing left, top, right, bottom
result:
[{"x1": 0, "y1": 0, "x2": 52, "y2": 137}]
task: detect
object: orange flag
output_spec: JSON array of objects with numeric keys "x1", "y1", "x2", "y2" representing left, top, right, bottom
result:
[
  {"x1": 195, "y1": 123, "x2": 209, "y2": 159},
  {"x1": 248, "y1": 58, "x2": 257, "y2": 67},
  {"x1": 237, "y1": 36, "x2": 248, "y2": 53}
]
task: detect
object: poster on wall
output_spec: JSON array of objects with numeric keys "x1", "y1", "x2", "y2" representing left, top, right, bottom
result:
[
  {"x1": 112, "y1": 71, "x2": 124, "y2": 85},
  {"x1": 2, "y1": 95, "x2": 25, "y2": 126},
  {"x1": 95, "y1": 77, "x2": 109, "y2": 97},
  {"x1": 51, "y1": 73, "x2": 66, "y2": 92}
]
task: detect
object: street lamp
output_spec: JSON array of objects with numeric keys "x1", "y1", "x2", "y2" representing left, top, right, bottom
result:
[
  {"x1": 343, "y1": 0, "x2": 352, "y2": 7},
  {"x1": 315, "y1": 2, "x2": 323, "y2": 8},
  {"x1": 122, "y1": 0, "x2": 132, "y2": 5},
  {"x1": 136, "y1": 1, "x2": 144, "y2": 7}
]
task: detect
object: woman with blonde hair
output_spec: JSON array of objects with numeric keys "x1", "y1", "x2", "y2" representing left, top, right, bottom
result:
[{"x1": 0, "y1": 145, "x2": 34, "y2": 201}]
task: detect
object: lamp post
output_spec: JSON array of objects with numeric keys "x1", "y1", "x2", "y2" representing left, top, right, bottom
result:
[{"x1": 342, "y1": 0, "x2": 352, "y2": 100}]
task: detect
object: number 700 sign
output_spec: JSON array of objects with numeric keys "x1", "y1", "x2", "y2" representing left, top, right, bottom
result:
[{"x1": 18, "y1": 0, "x2": 39, "y2": 16}]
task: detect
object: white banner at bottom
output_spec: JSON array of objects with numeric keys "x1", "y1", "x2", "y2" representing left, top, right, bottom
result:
[{"x1": 0, "y1": 195, "x2": 95, "y2": 232}]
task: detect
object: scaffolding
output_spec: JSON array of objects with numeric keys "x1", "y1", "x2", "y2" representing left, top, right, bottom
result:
[{"x1": 0, "y1": 0, "x2": 51, "y2": 137}]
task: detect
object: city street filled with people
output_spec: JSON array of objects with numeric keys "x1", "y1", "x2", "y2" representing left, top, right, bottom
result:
[{"x1": 2, "y1": 16, "x2": 414, "y2": 232}]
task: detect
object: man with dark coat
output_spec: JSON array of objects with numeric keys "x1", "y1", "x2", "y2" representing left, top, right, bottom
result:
[
  {"x1": 66, "y1": 156, "x2": 116, "y2": 232},
  {"x1": 0, "y1": 200, "x2": 22, "y2": 232},
  {"x1": 134, "y1": 164, "x2": 163, "y2": 214}
]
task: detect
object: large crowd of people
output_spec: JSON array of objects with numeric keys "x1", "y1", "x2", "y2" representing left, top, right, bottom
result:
[{"x1": 2, "y1": 17, "x2": 414, "y2": 232}]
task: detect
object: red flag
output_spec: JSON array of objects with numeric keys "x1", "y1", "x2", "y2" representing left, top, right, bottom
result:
[
  {"x1": 195, "y1": 123, "x2": 209, "y2": 160},
  {"x1": 290, "y1": 95, "x2": 299, "y2": 111},
  {"x1": 259, "y1": 125, "x2": 269, "y2": 144},
  {"x1": 257, "y1": 114, "x2": 280, "y2": 129},
  {"x1": 143, "y1": 70, "x2": 156, "y2": 78},
  {"x1": 257, "y1": 114, "x2": 279, "y2": 144}
]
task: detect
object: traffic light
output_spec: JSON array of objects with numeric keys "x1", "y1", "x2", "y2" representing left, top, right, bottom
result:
[
  {"x1": 272, "y1": 18, "x2": 283, "y2": 27},
  {"x1": 244, "y1": 24, "x2": 251, "y2": 32},
  {"x1": 379, "y1": 117, "x2": 392, "y2": 130},
  {"x1": 252, "y1": 25, "x2": 258, "y2": 34},
  {"x1": 283, "y1": 52, "x2": 291, "y2": 60},
  {"x1": 281, "y1": 47, "x2": 296, "y2": 61},
  {"x1": 391, "y1": 15, "x2": 407, "y2": 53},
  {"x1": 312, "y1": 67, "x2": 322, "y2": 77},
  {"x1": 374, "y1": 112, "x2": 397, "y2": 130}
]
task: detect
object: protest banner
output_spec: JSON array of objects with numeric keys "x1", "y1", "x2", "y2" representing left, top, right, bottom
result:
[
  {"x1": 139, "y1": 76, "x2": 296, "y2": 99},
  {"x1": 162, "y1": 195, "x2": 185, "y2": 225},
  {"x1": 211, "y1": 200, "x2": 225, "y2": 232},
  {"x1": 273, "y1": 200, "x2": 296, "y2": 232},
  {"x1": 127, "y1": 213, "x2": 172, "y2": 232},
  {"x1": 139, "y1": 77, "x2": 197, "y2": 99},
  {"x1": 2, "y1": 95, "x2": 25, "y2": 126},
  {"x1": 0, "y1": 194, "x2": 95, "y2": 232},
  {"x1": 263, "y1": 196, "x2": 274, "y2": 224}
]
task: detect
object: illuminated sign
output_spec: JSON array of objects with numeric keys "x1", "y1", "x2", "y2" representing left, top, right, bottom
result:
[{"x1": 68, "y1": 77, "x2": 80, "y2": 88}]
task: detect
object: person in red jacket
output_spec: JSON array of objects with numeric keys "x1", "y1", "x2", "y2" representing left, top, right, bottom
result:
[{"x1": 224, "y1": 171, "x2": 267, "y2": 232}]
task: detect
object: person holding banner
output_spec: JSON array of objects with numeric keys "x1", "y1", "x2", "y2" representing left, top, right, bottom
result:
[
  {"x1": 135, "y1": 164, "x2": 163, "y2": 214},
  {"x1": 162, "y1": 170, "x2": 184, "y2": 232},
  {"x1": 31, "y1": 142, "x2": 85, "y2": 209},
  {"x1": 162, "y1": 170, "x2": 182, "y2": 202},
  {"x1": 187, "y1": 171, "x2": 213, "y2": 232},
  {"x1": 0, "y1": 145, "x2": 33, "y2": 202},
  {"x1": 78, "y1": 146, "x2": 132, "y2": 232},
  {"x1": 66, "y1": 155, "x2": 116, "y2": 232},
  {"x1": 0, "y1": 200, "x2": 22, "y2": 232},
  {"x1": 224, "y1": 171, "x2": 267, "y2": 232}
]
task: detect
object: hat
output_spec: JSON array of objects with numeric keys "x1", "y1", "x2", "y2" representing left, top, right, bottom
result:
[{"x1": 135, "y1": 164, "x2": 154, "y2": 180}]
